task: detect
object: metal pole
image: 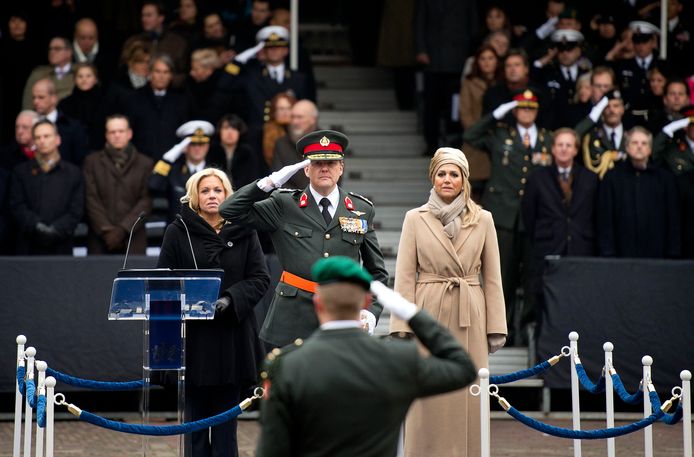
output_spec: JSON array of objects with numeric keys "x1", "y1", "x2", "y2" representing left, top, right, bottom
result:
[
  {"x1": 479, "y1": 368, "x2": 491, "y2": 457},
  {"x1": 569, "y1": 332, "x2": 581, "y2": 457},
  {"x1": 14, "y1": 335, "x2": 26, "y2": 457},
  {"x1": 34, "y1": 362, "x2": 46, "y2": 457},
  {"x1": 290, "y1": 0, "x2": 298, "y2": 70},
  {"x1": 660, "y1": 0, "x2": 668, "y2": 60},
  {"x1": 45, "y1": 377, "x2": 56, "y2": 457},
  {"x1": 23, "y1": 347, "x2": 36, "y2": 457},
  {"x1": 642, "y1": 355, "x2": 653, "y2": 457},
  {"x1": 603, "y1": 342, "x2": 615, "y2": 457},
  {"x1": 682, "y1": 370, "x2": 692, "y2": 457}
]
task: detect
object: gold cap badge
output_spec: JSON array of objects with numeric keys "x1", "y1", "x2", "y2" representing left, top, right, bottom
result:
[{"x1": 319, "y1": 136, "x2": 330, "y2": 147}]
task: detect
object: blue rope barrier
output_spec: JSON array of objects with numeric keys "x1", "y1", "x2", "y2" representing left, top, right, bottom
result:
[
  {"x1": 46, "y1": 367, "x2": 144, "y2": 391},
  {"x1": 17, "y1": 366, "x2": 25, "y2": 395},
  {"x1": 610, "y1": 373, "x2": 642, "y2": 404},
  {"x1": 649, "y1": 392, "x2": 684, "y2": 425},
  {"x1": 78, "y1": 405, "x2": 244, "y2": 436},
  {"x1": 26, "y1": 379, "x2": 37, "y2": 408},
  {"x1": 490, "y1": 360, "x2": 552, "y2": 384},
  {"x1": 37, "y1": 395, "x2": 46, "y2": 428},
  {"x1": 575, "y1": 363, "x2": 605, "y2": 394},
  {"x1": 504, "y1": 391, "x2": 664, "y2": 439}
]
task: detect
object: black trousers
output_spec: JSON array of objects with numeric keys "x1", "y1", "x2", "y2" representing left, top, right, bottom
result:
[
  {"x1": 422, "y1": 71, "x2": 461, "y2": 151},
  {"x1": 185, "y1": 383, "x2": 241, "y2": 457}
]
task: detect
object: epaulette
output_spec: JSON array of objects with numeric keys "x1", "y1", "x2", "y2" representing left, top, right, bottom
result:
[
  {"x1": 153, "y1": 160, "x2": 172, "y2": 177},
  {"x1": 261, "y1": 338, "x2": 305, "y2": 379},
  {"x1": 225, "y1": 63, "x2": 240, "y2": 75},
  {"x1": 277, "y1": 187, "x2": 301, "y2": 193},
  {"x1": 348, "y1": 191, "x2": 373, "y2": 206}
]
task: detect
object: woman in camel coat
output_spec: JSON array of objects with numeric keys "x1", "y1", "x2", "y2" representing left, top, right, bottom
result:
[{"x1": 390, "y1": 147, "x2": 507, "y2": 457}]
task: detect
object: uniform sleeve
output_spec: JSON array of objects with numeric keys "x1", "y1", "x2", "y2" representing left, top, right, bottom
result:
[
  {"x1": 480, "y1": 212, "x2": 507, "y2": 335},
  {"x1": 462, "y1": 113, "x2": 495, "y2": 151},
  {"x1": 256, "y1": 369, "x2": 294, "y2": 457},
  {"x1": 409, "y1": 311, "x2": 477, "y2": 397},
  {"x1": 391, "y1": 211, "x2": 418, "y2": 334},
  {"x1": 651, "y1": 132, "x2": 670, "y2": 165},
  {"x1": 574, "y1": 116, "x2": 596, "y2": 138},
  {"x1": 225, "y1": 232, "x2": 271, "y2": 323},
  {"x1": 219, "y1": 180, "x2": 284, "y2": 232},
  {"x1": 361, "y1": 206, "x2": 388, "y2": 319}
]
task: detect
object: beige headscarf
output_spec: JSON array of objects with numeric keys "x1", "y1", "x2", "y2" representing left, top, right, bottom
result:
[{"x1": 427, "y1": 147, "x2": 480, "y2": 238}]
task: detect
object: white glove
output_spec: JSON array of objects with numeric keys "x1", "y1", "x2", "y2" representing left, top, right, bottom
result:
[
  {"x1": 535, "y1": 16, "x2": 558, "y2": 40},
  {"x1": 162, "y1": 137, "x2": 192, "y2": 163},
  {"x1": 588, "y1": 96, "x2": 609, "y2": 123},
  {"x1": 488, "y1": 334, "x2": 506, "y2": 354},
  {"x1": 360, "y1": 309, "x2": 376, "y2": 335},
  {"x1": 369, "y1": 281, "x2": 417, "y2": 322},
  {"x1": 492, "y1": 100, "x2": 519, "y2": 120},
  {"x1": 662, "y1": 117, "x2": 691, "y2": 138},
  {"x1": 257, "y1": 159, "x2": 311, "y2": 192}
]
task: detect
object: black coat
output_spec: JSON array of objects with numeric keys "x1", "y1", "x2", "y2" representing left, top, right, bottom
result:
[
  {"x1": 0, "y1": 142, "x2": 32, "y2": 171},
  {"x1": 157, "y1": 204, "x2": 270, "y2": 387},
  {"x1": 10, "y1": 159, "x2": 84, "y2": 255},
  {"x1": 597, "y1": 160, "x2": 681, "y2": 258},
  {"x1": 522, "y1": 164, "x2": 599, "y2": 257},
  {"x1": 185, "y1": 69, "x2": 244, "y2": 125},
  {"x1": 55, "y1": 111, "x2": 90, "y2": 167},
  {"x1": 677, "y1": 170, "x2": 694, "y2": 259},
  {"x1": 58, "y1": 85, "x2": 107, "y2": 151},
  {"x1": 207, "y1": 142, "x2": 264, "y2": 190},
  {"x1": 126, "y1": 86, "x2": 191, "y2": 160}
]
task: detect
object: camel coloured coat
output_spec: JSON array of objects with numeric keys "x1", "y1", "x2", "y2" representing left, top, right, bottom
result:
[{"x1": 390, "y1": 205, "x2": 507, "y2": 457}]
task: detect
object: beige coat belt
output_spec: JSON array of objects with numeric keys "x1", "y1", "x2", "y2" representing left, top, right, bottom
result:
[{"x1": 417, "y1": 272, "x2": 480, "y2": 327}]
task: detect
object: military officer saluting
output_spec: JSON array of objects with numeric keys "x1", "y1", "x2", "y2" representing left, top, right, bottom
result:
[
  {"x1": 219, "y1": 129, "x2": 388, "y2": 348},
  {"x1": 149, "y1": 120, "x2": 215, "y2": 223},
  {"x1": 463, "y1": 89, "x2": 552, "y2": 343},
  {"x1": 575, "y1": 90, "x2": 629, "y2": 178},
  {"x1": 653, "y1": 106, "x2": 694, "y2": 176}
]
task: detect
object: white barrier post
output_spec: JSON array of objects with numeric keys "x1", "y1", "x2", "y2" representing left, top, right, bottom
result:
[
  {"x1": 603, "y1": 342, "x2": 615, "y2": 457},
  {"x1": 23, "y1": 347, "x2": 36, "y2": 457},
  {"x1": 569, "y1": 332, "x2": 582, "y2": 457},
  {"x1": 642, "y1": 355, "x2": 653, "y2": 457},
  {"x1": 45, "y1": 377, "x2": 56, "y2": 457},
  {"x1": 479, "y1": 368, "x2": 491, "y2": 457},
  {"x1": 14, "y1": 335, "x2": 27, "y2": 457},
  {"x1": 35, "y1": 362, "x2": 47, "y2": 457},
  {"x1": 682, "y1": 370, "x2": 692, "y2": 457}
]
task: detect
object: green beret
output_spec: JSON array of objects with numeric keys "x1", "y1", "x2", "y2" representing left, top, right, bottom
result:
[{"x1": 311, "y1": 256, "x2": 372, "y2": 291}]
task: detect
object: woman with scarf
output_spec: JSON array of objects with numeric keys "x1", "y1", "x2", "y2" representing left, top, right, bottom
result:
[
  {"x1": 157, "y1": 168, "x2": 270, "y2": 457},
  {"x1": 390, "y1": 147, "x2": 507, "y2": 457}
]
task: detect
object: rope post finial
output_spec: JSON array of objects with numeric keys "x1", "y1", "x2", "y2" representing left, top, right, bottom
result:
[
  {"x1": 16, "y1": 335, "x2": 27, "y2": 345},
  {"x1": 569, "y1": 331, "x2": 579, "y2": 341},
  {"x1": 642, "y1": 355, "x2": 653, "y2": 367}
]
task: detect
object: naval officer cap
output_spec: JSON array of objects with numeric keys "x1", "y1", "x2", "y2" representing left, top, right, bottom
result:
[
  {"x1": 256, "y1": 25, "x2": 289, "y2": 47},
  {"x1": 296, "y1": 129, "x2": 349, "y2": 160},
  {"x1": 551, "y1": 29, "x2": 584, "y2": 43},
  {"x1": 176, "y1": 120, "x2": 215, "y2": 144},
  {"x1": 311, "y1": 256, "x2": 373, "y2": 291},
  {"x1": 629, "y1": 21, "x2": 660, "y2": 36}
]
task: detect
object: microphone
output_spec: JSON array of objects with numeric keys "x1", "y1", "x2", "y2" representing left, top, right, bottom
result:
[
  {"x1": 122, "y1": 211, "x2": 147, "y2": 270},
  {"x1": 176, "y1": 214, "x2": 199, "y2": 270}
]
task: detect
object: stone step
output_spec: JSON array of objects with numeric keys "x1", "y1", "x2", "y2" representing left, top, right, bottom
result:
[
  {"x1": 315, "y1": 66, "x2": 392, "y2": 89},
  {"x1": 374, "y1": 230, "x2": 402, "y2": 257},
  {"x1": 321, "y1": 111, "x2": 417, "y2": 134},
  {"x1": 342, "y1": 179, "x2": 430, "y2": 206},
  {"x1": 345, "y1": 157, "x2": 430, "y2": 180},
  {"x1": 372, "y1": 206, "x2": 410, "y2": 230},
  {"x1": 318, "y1": 89, "x2": 397, "y2": 111}
]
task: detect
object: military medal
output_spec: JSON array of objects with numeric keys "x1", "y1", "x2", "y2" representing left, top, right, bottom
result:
[
  {"x1": 299, "y1": 192, "x2": 308, "y2": 207},
  {"x1": 339, "y1": 217, "x2": 367, "y2": 234}
]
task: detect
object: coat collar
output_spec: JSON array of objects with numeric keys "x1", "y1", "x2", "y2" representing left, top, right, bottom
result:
[{"x1": 417, "y1": 205, "x2": 467, "y2": 271}]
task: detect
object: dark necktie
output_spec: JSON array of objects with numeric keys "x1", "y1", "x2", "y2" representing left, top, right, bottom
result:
[
  {"x1": 320, "y1": 198, "x2": 332, "y2": 225},
  {"x1": 610, "y1": 131, "x2": 617, "y2": 149},
  {"x1": 560, "y1": 169, "x2": 570, "y2": 181}
]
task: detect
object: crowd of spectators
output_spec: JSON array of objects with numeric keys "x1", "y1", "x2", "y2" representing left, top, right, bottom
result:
[{"x1": 0, "y1": 0, "x2": 317, "y2": 255}]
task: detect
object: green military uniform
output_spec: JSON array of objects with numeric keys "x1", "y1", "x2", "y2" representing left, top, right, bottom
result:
[
  {"x1": 219, "y1": 131, "x2": 388, "y2": 347},
  {"x1": 463, "y1": 98, "x2": 553, "y2": 340},
  {"x1": 255, "y1": 257, "x2": 476, "y2": 457},
  {"x1": 652, "y1": 131, "x2": 694, "y2": 176},
  {"x1": 575, "y1": 117, "x2": 627, "y2": 177}
]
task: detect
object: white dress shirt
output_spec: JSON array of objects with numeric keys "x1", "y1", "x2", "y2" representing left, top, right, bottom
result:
[
  {"x1": 309, "y1": 185, "x2": 339, "y2": 218},
  {"x1": 517, "y1": 124, "x2": 538, "y2": 148},
  {"x1": 267, "y1": 63, "x2": 285, "y2": 84}
]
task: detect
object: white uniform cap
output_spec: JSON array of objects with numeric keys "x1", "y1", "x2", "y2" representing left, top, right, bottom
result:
[
  {"x1": 176, "y1": 120, "x2": 215, "y2": 142},
  {"x1": 551, "y1": 29, "x2": 584, "y2": 43},
  {"x1": 255, "y1": 26, "x2": 290, "y2": 46},
  {"x1": 629, "y1": 21, "x2": 660, "y2": 35}
]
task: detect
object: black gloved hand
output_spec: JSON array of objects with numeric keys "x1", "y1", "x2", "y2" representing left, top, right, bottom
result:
[{"x1": 214, "y1": 296, "x2": 231, "y2": 314}]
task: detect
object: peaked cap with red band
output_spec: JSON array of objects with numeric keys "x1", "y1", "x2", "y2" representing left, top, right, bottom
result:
[
  {"x1": 512, "y1": 89, "x2": 539, "y2": 109},
  {"x1": 296, "y1": 129, "x2": 349, "y2": 161}
]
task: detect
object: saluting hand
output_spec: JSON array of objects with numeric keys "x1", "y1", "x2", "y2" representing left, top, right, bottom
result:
[{"x1": 257, "y1": 159, "x2": 311, "y2": 192}]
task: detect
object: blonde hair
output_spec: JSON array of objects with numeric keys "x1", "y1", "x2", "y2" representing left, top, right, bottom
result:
[
  {"x1": 428, "y1": 147, "x2": 481, "y2": 227},
  {"x1": 180, "y1": 168, "x2": 233, "y2": 211},
  {"x1": 191, "y1": 48, "x2": 221, "y2": 69}
]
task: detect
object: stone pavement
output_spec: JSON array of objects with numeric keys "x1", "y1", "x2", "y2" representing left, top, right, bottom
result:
[{"x1": 0, "y1": 417, "x2": 688, "y2": 456}]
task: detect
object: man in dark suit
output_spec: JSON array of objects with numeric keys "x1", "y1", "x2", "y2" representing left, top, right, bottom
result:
[
  {"x1": 271, "y1": 100, "x2": 319, "y2": 189},
  {"x1": 72, "y1": 18, "x2": 115, "y2": 87},
  {"x1": 220, "y1": 130, "x2": 388, "y2": 348},
  {"x1": 256, "y1": 256, "x2": 477, "y2": 457},
  {"x1": 521, "y1": 128, "x2": 598, "y2": 330}
]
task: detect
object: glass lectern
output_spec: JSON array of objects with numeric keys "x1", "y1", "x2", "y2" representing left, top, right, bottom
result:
[{"x1": 108, "y1": 269, "x2": 224, "y2": 457}]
